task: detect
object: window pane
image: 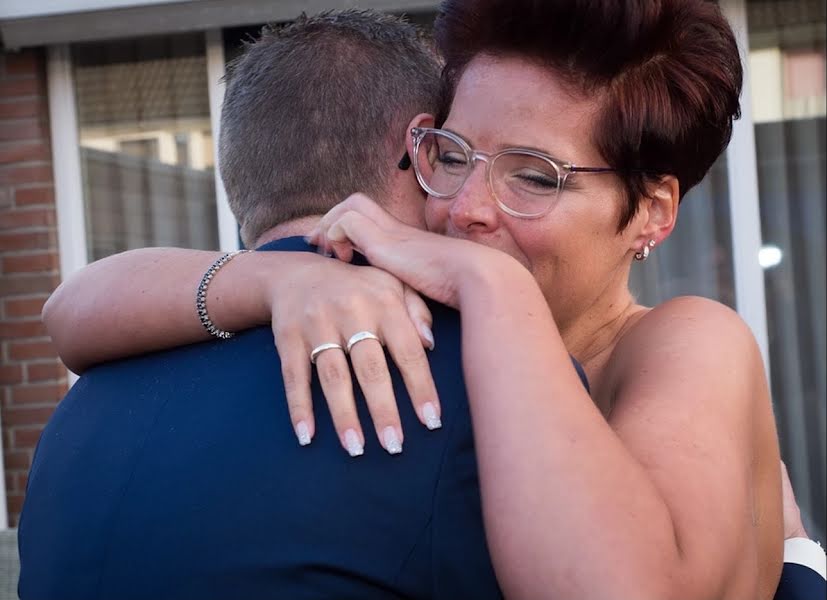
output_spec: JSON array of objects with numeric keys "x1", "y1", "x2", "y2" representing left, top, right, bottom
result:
[
  {"x1": 748, "y1": 0, "x2": 826, "y2": 540},
  {"x1": 72, "y1": 34, "x2": 218, "y2": 260}
]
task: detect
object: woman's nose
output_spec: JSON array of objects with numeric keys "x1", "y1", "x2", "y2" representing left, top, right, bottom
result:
[{"x1": 447, "y1": 161, "x2": 500, "y2": 233}]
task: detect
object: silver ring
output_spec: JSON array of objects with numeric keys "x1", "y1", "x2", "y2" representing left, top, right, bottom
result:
[
  {"x1": 346, "y1": 331, "x2": 381, "y2": 354},
  {"x1": 310, "y1": 342, "x2": 344, "y2": 364}
]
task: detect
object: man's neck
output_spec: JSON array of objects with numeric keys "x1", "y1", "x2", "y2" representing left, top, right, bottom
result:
[{"x1": 253, "y1": 216, "x2": 322, "y2": 248}]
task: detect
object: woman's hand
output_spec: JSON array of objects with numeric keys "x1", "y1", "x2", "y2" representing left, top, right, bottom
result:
[
  {"x1": 308, "y1": 193, "x2": 509, "y2": 308},
  {"x1": 264, "y1": 256, "x2": 442, "y2": 456}
]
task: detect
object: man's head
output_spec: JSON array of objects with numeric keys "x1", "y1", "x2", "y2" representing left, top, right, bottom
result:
[{"x1": 219, "y1": 10, "x2": 442, "y2": 247}]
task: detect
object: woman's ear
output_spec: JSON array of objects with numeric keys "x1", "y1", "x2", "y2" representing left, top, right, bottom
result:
[{"x1": 633, "y1": 175, "x2": 680, "y2": 252}]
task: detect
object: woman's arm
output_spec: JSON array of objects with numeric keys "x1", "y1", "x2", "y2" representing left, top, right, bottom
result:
[
  {"x1": 43, "y1": 246, "x2": 440, "y2": 453},
  {"x1": 314, "y1": 195, "x2": 783, "y2": 600},
  {"x1": 45, "y1": 248, "x2": 286, "y2": 373}
]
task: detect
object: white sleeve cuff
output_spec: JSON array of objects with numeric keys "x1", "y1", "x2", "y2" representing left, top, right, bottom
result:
[{"x1": 784, "y1": 537, "x2": 826, "y2": 580}]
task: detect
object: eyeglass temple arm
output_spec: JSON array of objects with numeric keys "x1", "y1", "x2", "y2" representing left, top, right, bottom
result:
[
  {"x1": 398, "y1": 152, "x2": 412, "y2": 171},
  {"x1": 567, "y1": 165, "x2": 617, "y2": 173}
]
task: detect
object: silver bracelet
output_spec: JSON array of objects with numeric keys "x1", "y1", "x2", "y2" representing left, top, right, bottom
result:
[{"x1": 196, "y1": 250, "x2": 250, "y2": 339}]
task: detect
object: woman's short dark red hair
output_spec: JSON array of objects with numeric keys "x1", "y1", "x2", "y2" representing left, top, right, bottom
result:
[{"x1": 434, "y1": 0, "x2": 743, "y2": 229}]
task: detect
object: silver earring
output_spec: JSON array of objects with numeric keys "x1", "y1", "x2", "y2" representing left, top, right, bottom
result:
[{"x1": 634, "y1": 239, "x2": 656, "y2": 261}]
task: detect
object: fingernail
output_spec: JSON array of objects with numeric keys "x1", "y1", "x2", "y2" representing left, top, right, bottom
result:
[
  {"x1": 344, "y1": 429, "x2": 364, "y2": 457},
  {"x1": 382, "y1": 426, "x2": 403, "y2": 455},
  {"x1": 295, "y1": 421, "x2": 311, "y2": 446},
  {"x1": 422, "y1": 402, "x2": 442, "y2": 430},
  {"x1": 419, "y1": 323, "x2": 435, "y2": 351}
]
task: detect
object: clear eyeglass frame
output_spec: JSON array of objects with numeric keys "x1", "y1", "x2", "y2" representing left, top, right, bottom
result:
[{"x1": 410, "y1": 126, "x2": 617, "y2": 219}]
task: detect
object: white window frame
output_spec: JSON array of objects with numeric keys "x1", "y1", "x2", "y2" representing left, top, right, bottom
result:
[
  {"x1": 722, "y1": 0, "x2": 772, "y2": 373},
  {"x1": 206, "y1": 29, "x2": 240, "y2": 252},
  {"x1": 45, "y1": 33, "x2": 239, "y2": 369}
]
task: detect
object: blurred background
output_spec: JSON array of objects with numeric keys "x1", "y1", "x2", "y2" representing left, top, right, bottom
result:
[{"x1": 0, "y1": 0, "x2": 824, "y2": 593}]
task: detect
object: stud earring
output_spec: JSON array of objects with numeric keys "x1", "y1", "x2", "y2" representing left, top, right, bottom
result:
[{"x1": 634, "y1": 239, "x2": 656, "y2": 261}]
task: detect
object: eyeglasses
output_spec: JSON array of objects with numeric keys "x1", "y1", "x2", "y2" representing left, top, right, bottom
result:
[{"x1": 406, "y1": 127, "x2": 617, "y2": 219}]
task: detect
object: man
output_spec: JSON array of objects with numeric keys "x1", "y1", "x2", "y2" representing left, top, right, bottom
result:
[
  {"x1": 19, "y1": 11, "x2": 501, "y2": 599},
  {"x1": 18, "y1": 8, "x2": 825, "y2": 600}
]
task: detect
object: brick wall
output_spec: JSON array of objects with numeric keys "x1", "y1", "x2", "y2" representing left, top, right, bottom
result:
[{"x1": 0, "y1": 48, "x2": 66, "y2": 527}]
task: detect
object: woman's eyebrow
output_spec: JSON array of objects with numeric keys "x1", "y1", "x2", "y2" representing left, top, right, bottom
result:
[{"x1": 443, "y1": 126, "x2": 565, "y2": 159}]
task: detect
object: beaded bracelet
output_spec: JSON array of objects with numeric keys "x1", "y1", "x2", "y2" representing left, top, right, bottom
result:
[{"x1": 196, "y1": 250, "x2": 250, "y2": 339}]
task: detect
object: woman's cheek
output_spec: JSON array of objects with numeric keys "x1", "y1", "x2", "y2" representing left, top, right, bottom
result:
[{"x1": 424, "y1": 197, "x2": 449, "y2": 234}]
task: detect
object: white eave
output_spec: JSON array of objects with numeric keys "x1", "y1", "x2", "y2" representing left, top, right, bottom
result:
[{"x1": 0, "y1": 0, "x2": 439, "y2": 49}]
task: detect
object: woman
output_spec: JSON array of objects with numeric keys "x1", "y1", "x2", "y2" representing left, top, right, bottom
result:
[{"x1": 43, "y1": 1, "x2": 783, "y2": 598}]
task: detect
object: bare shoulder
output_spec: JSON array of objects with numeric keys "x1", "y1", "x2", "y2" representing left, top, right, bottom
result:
[
  {"x1": 620, "y1": 295, "x2": 759, "y2": 363},
  {"x1": 607, "y1": 295, "x2": 766, "y2": 412}
]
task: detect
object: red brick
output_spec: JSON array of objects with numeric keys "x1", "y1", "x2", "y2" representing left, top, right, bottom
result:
[
  {"x1": 2, "y1": 405, "x2": 57, "y2": 426},
  {"x1": 2, "y1": 450, "x2": 32, "y2": 470},
  {"x1": 6, "y1": 494, "x2": 24, "y2": 519},
  {"x1": 0, "y1": 230, "x2": 56, "y2": 251},
  {"x1": 4, "y1": 472, "x2": 28, "y2": 494},
  {"x1": 0, "y1": 101, "x2": 41, "y2": 119},
  {"x1": 0, "y1": 208, "x2": 55, "y2": 230},
  {"x1": 4, "y1": 295, "x2": 48, "y2": 317},
  {"x1": 0, "y1": 364, "x2": 23, "y2": 384},
  {"x1": 0, "y1": 119, "x2": 44, "y2": 142},
  {"x1": 15, "y1": 186, "x2": 54, "y2": 206},
  {"x1": 26, "y1": 362, "x2": 66, "y2": 383},
  {"x1": 11, "y1": 382, "x2": 64, "y2": 404},
  {"x1": 11, "y1": 426, "x2": 44, "y2": 449},
  {"x1": 7, "y1": 339, "x2": 58, "y2": 361},
  {"x1": 0, "y1": 273, "x2": 59, "y2": 296},
  {"x1": 0, "y1": 142, "x2": 51, "y2": 165},
  {"x1": 0, "y1": 163, "x2": 53, "y2": 185},
  {"x1": 2, "y1": 252, "x2": 59, "y2": 274},
  {"x1": 4, "y1": 209, "x2": 56, "y2": 231},
  {"x1": 0, "y1": 187, "x2": 12, "y2": 208},
  {"x1": 0, "y1": 78, "x2": 41, "y2": 98},
  {"x1": 4, "y1": 51, "x2": 39, "y2": 76},
  {"x1": 0, "y1": 320, "x2": 47, "y2": 338}
]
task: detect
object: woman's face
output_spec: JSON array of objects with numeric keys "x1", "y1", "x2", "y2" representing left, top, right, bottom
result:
[{"x1": 425, "y1": 54, "x2": 644, "y2": 324}]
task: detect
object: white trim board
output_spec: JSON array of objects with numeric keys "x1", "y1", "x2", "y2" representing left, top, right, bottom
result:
[
  {"x1": 1, "y1": 0, "x2": 440, "y2": 49},
  {"x1": 206, "y1": 29, "x2": 239, "y2": 252}
]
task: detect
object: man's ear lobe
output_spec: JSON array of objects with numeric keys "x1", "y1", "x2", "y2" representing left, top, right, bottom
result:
[{"x1": 404, "y1": 113, "x2": 435, "y2": 156}]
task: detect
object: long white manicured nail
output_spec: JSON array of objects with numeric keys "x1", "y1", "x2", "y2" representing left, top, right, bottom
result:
[
  {"x1": 422, "y1": 402, "x2": 442, "y2": 430},
  {"x1": 383, "y1": 427, "x2": 403, "y2": 455},
  {"x1": 344, "y1": 429, "x2": 364, "y2": 457},
  {"x1": 295, "y1": 421, "x2": 311, "y2": 446},
  {"x1": 419, "y1": 323, "x2": 435, "y2": 351}
]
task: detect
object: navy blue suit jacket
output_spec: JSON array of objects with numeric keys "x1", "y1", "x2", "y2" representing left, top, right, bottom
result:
[
  {"x1": 19, "y1": 237, "x2": 501, "y2": 600},
  {"x1": 18, "y1": 237, "x2": 822, "y2": 600},
  {"x1": 775, "y1": 562, "x2": 825, "y2": 600}
]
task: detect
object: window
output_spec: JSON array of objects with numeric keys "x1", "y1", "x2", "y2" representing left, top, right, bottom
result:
[
  {"x1": 72, "y1": 34, "x2": 218, "y2": 260},
  {"x1": 748, "y1": 0, "x2": 826, "y2": 540}
]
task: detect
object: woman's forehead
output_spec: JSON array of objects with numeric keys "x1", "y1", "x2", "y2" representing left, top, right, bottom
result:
[{"x1": 446, "y1": 54, "x2": 603, "y2": 161}]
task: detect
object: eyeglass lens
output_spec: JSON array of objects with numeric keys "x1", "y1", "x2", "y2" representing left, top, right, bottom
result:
[{"x1": 414, "y1": 130, "x2": 562, "y2": 217}]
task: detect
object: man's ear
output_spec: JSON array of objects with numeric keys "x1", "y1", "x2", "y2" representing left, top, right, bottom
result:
[
  {"x1": 402, "y1": 113, "x2": 435, "y2": 169},
  {"x1": 633, "y1": 175, "x2": 679, "y2": 253}
]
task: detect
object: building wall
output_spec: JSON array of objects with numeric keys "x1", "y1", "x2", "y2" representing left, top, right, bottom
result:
[{"x1": 0, "y1": 48, "x2": 67, "y2": 527}]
